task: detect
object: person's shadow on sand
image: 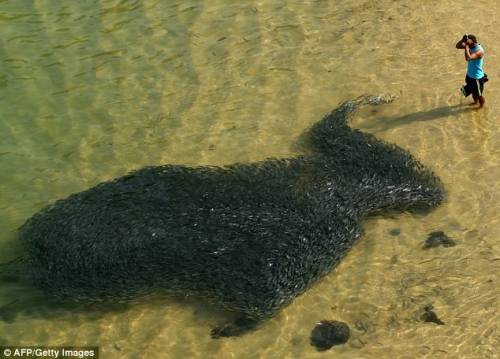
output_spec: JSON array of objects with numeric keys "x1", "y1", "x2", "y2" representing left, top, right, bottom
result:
[{"x1": 361, "y1": 104, "x2": 475, "y2": 132}]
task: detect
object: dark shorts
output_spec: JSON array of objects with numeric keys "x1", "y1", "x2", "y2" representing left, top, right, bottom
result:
[{"x1": 461, "y1": 75, "x2": 487, "y2": 98}]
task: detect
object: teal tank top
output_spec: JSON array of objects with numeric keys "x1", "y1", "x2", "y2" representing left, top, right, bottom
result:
[{"x1": 467, "y1": 44, "x2": 484, "y2": 79}]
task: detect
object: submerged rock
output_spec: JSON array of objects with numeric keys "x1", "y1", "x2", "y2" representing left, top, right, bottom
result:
[
  {"x1": 310, "y1": 320, "x2": 350, "y2": 350},
  {"x1": 18, "y1": 95, "x2": 444, "y2": 321},
  {"x1": 423, "y1": 231, "x2": 456, "y2": 249},
  {"x1": 420, "y1": 304, "x2": 444, "y2": 325}
]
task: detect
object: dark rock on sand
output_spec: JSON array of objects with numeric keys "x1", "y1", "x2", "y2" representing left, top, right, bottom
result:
[
  {"x1": 310, "y1": 320, "x2": 350, "y2": 351},
  {"x1": 17, "y1": 95, "x2": 444, "y2": 323},
  {"x1": 423, "y1": 231, "x2": 456, "y2": 249}
]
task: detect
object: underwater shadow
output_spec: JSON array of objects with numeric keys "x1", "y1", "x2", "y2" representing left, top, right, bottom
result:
[
  {"x1": 0, "y1": 281, "x2": 242, "y2": 337},
  {"x1": 361, "y1": 104, "x2": 475, "y2": 132},
  {"x1": 0, "y1": 284, "x2": 130, "y2": 324}
]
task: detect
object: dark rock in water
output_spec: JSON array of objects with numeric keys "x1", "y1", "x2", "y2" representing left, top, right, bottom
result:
[
  {"x1": 310, "y1": 320, "x2": 350, "y2": 350},
  {"x1": 17, "y1": 95, "x2": 444, "y2": 321},
  {"x1": 211, "y1": 316, "x2": 259, "y2": 338},
  {"x1": 423, "y1": 231, "x2": 456, "y2": 249},
  {"x1": 420, "y1": 304, "x2": 444, "y2": 325}
]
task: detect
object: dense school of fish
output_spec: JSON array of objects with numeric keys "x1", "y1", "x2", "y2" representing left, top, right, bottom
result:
[{"x1": 18, "y1": 95, "x2": 444, "y2": 319}]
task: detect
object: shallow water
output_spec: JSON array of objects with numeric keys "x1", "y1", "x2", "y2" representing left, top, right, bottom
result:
[{"x1": 0, "y1": 1, "x2": 498, "y2": 358}]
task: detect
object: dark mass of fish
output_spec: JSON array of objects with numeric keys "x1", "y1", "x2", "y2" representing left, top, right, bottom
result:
[{"x1": 18, "y1": 95, "x2": 445, "y2": 318}]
